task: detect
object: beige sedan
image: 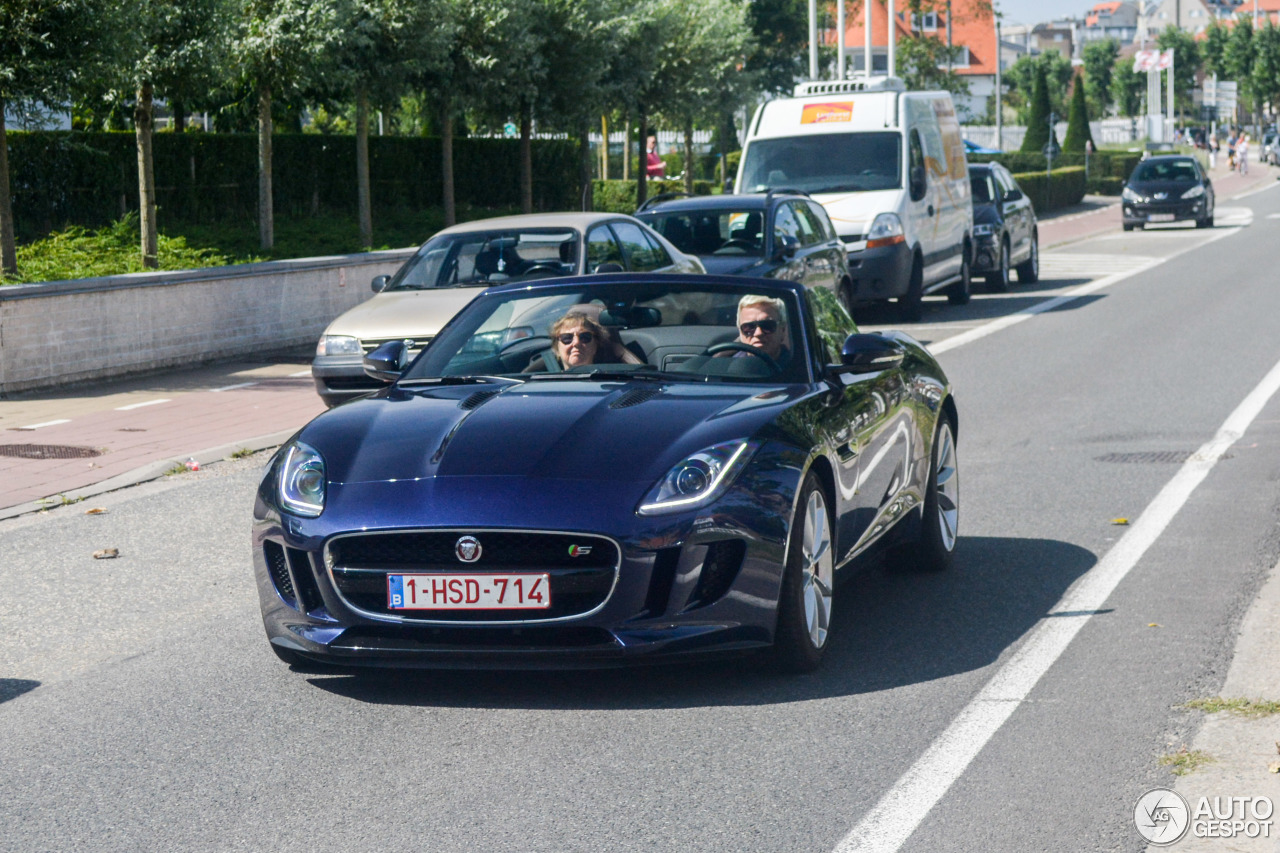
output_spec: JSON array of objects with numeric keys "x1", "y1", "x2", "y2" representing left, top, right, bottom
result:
[{"x1": 312, "y1": 212, "x2": 705, "y2": 407}]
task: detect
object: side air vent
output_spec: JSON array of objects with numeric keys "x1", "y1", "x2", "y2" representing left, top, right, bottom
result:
[
  {"x1": 610, "y1": 387, "x2": 663, "y2": 409},
  {"x1": 264, "y1": 541, "x2": 296, "y2": 607},
  {"x1": 460, "y1": 389, "x2": 501, "y2": 410}
]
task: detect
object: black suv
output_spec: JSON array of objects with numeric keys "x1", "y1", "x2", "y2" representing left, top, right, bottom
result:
[
  {"x1": 968, "y1": 162, "x2": 1040, "y2": 292},
  {"x1": 635, "y1": 191, "x2": 854, "y2": 308}
]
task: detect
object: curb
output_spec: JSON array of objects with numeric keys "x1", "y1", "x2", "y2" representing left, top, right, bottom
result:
[{"x1": 0, "y1": 427, "x2": 300, "y2": 522}]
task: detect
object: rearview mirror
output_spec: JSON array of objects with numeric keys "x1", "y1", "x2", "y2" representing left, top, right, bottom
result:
[
  {"x1": 829, "y1": 333, "x2": 906, "y2": 376},
  {"x1": 363, "y1": 340, "x2": 408, "y2": 383},
  {"x1": 371, "y1": 274, "x2": 390, "y2": 293}
]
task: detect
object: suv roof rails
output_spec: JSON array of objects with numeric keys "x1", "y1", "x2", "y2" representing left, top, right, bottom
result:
[
  {"x1": 635, "y1": 191, "x2": 693, "y2": 213},
  {"x1": 793, "y1": 76, "x2": 906, "y2": 97}
]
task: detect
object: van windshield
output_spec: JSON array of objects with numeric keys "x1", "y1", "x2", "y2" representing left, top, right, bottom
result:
[{"x1": 740, "y1": 132, "x2": 902, "y2": 194}]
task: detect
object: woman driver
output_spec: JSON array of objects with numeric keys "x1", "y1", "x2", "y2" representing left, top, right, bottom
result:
[{"x1": 549, "y1": 311, "x2": 605, "y2": 368}]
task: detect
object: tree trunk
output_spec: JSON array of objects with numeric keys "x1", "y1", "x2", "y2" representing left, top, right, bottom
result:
[
  {"x1": 441, "y1": 98, "x2": 456, "y2": 226},
  {"x1": 636, "y1": 112, "x2": 648, "y2": 207},
  {"x1": 683, "y1": 118, "x2": 695, "y2": 194},
  {"x1": 622, "y1": 117, "x2": 631, "y2": 180},
  {"x1": 172, "y1": 99, "x2": 186, "y2": 132},
  {"x1": 135, "y1": 82, "x2": 158, "y2": 269},
  {"x1": 520, "y1": 109, "x2": 533, "y2": 213},
  {"x1": 0, "y1": 102, "x2": 17, "y2": 276},
  {"x1": 355, "y1": 87, "x2": 372, "y2": 249},
  {"x1": 257, "y1": 83, "x2": 274, "y2": 250},
  {"x1": 578, "y1": 123, "x2": 592, "y2": 210}
]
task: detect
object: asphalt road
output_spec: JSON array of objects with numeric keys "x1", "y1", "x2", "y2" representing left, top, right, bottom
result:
[{"x1": 4, "y1": 186, "x2": 1280, "y2": 853}]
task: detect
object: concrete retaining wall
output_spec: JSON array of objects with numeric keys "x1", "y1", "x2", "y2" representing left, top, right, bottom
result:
[{"x1": 0, "y1": 249, "x2": 415, "y2": 395}]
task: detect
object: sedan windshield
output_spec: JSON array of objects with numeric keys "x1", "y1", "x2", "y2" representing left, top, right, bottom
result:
[
  {"x1": 740, "y1": 132, "x2": 902, "y2": 194},
  {"x1": 403, "y1": 281, "x2": 809, "y2": 384},
  {"x1": 1131, "y1": 160, "x2": 1199, "y2": 182},
  {"x1": 641, "y1": 210, "x2": 766, "y2": 257},
  {"x1": 386, "y1": 229, "x2": 580, "y2": 290}
]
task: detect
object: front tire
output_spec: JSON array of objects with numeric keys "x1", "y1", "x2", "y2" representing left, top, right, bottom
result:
[
  {"x1": 891, "y1": 415, "x2": 958, "y2": 572},
  {"x1": 946, "y1": 241, "x2": 972, "y2": 305},
  {"x1": 897, "y1": 256, "x2": 924, "y2": 322},
  {"x1": 770, "y1": 473, "x2": 834, "y2": 673},
  {"x1": 986, "y1": 240, "x2": 1010, "y2": 292},
  {"x1": 1015, "y1": 232, "x2": 1039, "y2": 283}
]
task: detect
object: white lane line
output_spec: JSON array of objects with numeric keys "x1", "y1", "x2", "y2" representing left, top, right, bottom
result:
[
  {"x1": 1230, "y1": 179, "x2": 1280, "y2": 201},
  {"x1": 210, "y1": 382, "x2": 258, "y2": 392},
  {"x1": 114, "y1": 399, "x2": 170, "y2": 411},
  {"x1": 930, "y1": 225, "x2": 1244, "y2": 356},
  {"x1": 832, "y1": 351, "x2": 1280, "y2": 853},
  {"x1": 15, "y1": 419, "x2": 72, "y2": 430},
  {"x1": 288, "y1": 369, "x2": 312, "y2": 378}
]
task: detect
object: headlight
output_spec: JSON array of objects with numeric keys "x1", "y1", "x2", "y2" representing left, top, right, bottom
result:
[
  {"x1": 865, "y1": 213, "x2": 906, "y2": 248},
  {"x1": 1121, "y1": 186, "x2": 1141, "y2": 202},
  {"x1": 972, "y1": 223, "x2": 996, "y2": 237},
  {"x1": 316, "y1": 335, "x2": 361, "y2": 357},
  {"x1": 278, "y1": 442, "x2": 326, "y2": 517},
  {"x1": 638, "y1": 439, "x2": 758, "y2": 516},
  {"x1": 1181, "y1": 185, "x2": 1205, "y2": 199}
]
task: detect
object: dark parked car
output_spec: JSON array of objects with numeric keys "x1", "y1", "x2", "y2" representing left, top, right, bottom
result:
[
  {"x1": 968, "y1": 163, "x2": 1040, "y2": 291},
  {"x1": 1122, "y1": 155, "x2": 1215, "y2": 231},
  {"x1": 635, "y1": 191, "x2": 855, "y2": 310},
  {"x1": 254, "y1": 274, "x2": 960, "y2": 673}
]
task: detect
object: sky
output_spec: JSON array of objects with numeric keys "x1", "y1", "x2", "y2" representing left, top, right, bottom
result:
[{"x1": 994, "y1": 0, "x2": 1092, "y2": 28}]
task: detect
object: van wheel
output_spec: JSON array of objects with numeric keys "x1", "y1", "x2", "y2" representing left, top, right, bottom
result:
[
  {"x1": 838, "y1": 279, "x2": 855, "y2": 316},
  {"x1": 946, "y1": 242, "x2": 972, "y2": 305},
  {"x1": 897, "y1": 257, "x2": 924, "y2": 322},
  {"x1": 1015, "y1": 232, "x2": 1039, "y2": 283}
]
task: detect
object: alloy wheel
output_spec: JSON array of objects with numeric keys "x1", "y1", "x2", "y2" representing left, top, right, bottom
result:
[
  {"x1": 801, "y1": 488, "x2": 834, "y2": 648},
  {"x1": 934, "y1": 421, "x2": 959, "y2": 551}
]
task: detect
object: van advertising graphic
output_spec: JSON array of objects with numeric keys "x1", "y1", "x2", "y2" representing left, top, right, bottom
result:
[{"x1": 801, "y1": 102, "x2": 853, "y2": 124}]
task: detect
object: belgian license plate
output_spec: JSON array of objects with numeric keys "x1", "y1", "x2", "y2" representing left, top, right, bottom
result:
[
  {"x1": 1148, "y1": 213, "x2": 1175, "y2": 222},
  {"x1": 387, "y1": 573, "x2": 551, "y2": 610}
]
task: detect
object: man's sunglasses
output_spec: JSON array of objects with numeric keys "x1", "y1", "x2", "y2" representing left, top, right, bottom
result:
[
  {"x1": 739, "y1": 320, "x2": 778, "y2": 336},
  {"x1": 557, "y1": 331, "x2": 595, "y2": 345}
]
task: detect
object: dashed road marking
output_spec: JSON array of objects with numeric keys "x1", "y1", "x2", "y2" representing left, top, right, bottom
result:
[
  {"x1": 14, "y1": 419, "x2": 72, "y2": 430},
  {"x1": 210, "y1": 382, "x2": 259, "y2": 392},
  {"x1": 114, "y1": 399, "x2": 170, "y2": 411},
  {"x1": 288, "y1": 369, "x2": 312, "y2": 378}
]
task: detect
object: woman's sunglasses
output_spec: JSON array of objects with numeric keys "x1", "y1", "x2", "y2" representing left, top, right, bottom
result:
[
  {"x1": 739, "y1": 320, "x2": 778, "y2": 336},
  {"x1": 557, "y1": 331, "x2": 595, "y2": 345}
]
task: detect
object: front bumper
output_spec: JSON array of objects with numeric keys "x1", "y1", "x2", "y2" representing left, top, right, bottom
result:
[
  {"x1": 311, "y1": 355, "x2": 383, "y2": 407},
  {"x1": 847, "y1": 241, "x2": 914, "y2": 301},
  {"x1": 1123, "y1": 198, "x2": 1207, "y2": 226},
  {"x1": 971, "y1": 234, "x2": 1000, "y2": 273},
  {"x1": 252, "y1": 453, "x2": 805, "y2": 668}
]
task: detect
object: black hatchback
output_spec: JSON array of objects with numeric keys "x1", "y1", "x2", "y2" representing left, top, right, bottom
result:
[
  {"x1": 1122, "y1": 155, "x2": 1214, "y2": 231},
  {"x1": 635, "y1": 191, "x2": 853, "y2": 306}
]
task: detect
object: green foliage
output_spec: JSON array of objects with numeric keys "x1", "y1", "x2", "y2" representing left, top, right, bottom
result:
[
  {"x1": 1156, "y1": 26, "x2": 1201, "y2": 116},
  {"x1": 1202, "y1": 21, "x2": 1230, "y2": 78},
  {"x1": 1009, "y1": 166, "x2": 1086, "y2": 212},
  {"x1": 1020, "y1": 63, "x2": 1057, "y2": 154},
  {"x1": 1062, "y1": 75, "x2": 1093, "y2": 153},
  {"x1": 592, "y1": 179, "x2": 712, "y2": 213},
  {"x1": 4, "y1": 130, "x2": 580, "y2": 240},
  {"x1": 1, "y1": 212, "x2": 235, "y2": 284},
  {"x1": 743, "y1": 0, "x2": 807, "y2": 96},
  {"x1": 1251, "y1": 22, "x2": 1280, "y2": 120},
  {"x1": 1081, "y1": 39, "x2": 1119, "y2": 118},
  {"x1": 1186, "y1": 697, "x2": 1280, "y2": 717},
  {"x1": 1226, "y1": 17, "x2": 1256, "y2": 113},
  {"x1": 1006, "y1": 51, "x2": 1073, "y2": 125},
  {"x1": 1110, "y1": 53, "x2": 1144, "y2": 117}
]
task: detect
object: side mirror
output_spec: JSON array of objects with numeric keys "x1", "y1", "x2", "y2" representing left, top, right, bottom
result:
[
  {"x1": 910, "y1": 165, "x2": 927, "y2": 201},
  {"x1": 1003, "y1": 188, "x2": 1023, "y2": 202},
  {"x1": 363, "y1": 340, "x2": 408, "y2": 383},
  {"x1": 371, "y1": 274, "x2": 390, "y2": 293},
  {"x1": 775, "y1": 234, "x2": 799, "y2": 259},
  {"x1": 830, "y1": 333, "x2": 906, "y2": 376}
]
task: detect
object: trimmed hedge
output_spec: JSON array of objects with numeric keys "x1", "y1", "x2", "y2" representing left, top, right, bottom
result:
[
  {"x1": 1010, "y1": 166, "x2": 1086, "y2": 213},
  {"x1": 970, "y1": 149, "x2": 1142, "y2": 193},
  {"x1": 6, "y1": 131, "x2": 580, "y2": 241},
  {"x1": 592, "y1": 179, "x2": 713, "y2": 214}
]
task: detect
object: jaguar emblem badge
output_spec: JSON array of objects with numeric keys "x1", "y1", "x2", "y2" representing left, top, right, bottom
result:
[{"x1": 455, "y1": 535, "x2": 482, "y2": 563}]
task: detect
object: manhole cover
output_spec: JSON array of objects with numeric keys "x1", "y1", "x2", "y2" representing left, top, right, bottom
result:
[
  {"x1": 0, "y1": 444, "x2": 104, "y2": 459},
  {"x1": 1094, "y1": 451, "x2": 1232, "y2": 464}
]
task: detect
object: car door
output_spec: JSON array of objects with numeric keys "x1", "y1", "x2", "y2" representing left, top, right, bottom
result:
[
  {"x1": 586, "y1": 225, "x2": 625, "y2": 272},
  {"x1": 996, "y1": 167, "x2": 1031, "y2": 263},
  {"x1": 794, "y1": 200, "x2": 840, "y2": 291}
]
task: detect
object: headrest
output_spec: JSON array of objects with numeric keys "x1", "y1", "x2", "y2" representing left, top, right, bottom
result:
[{"x1": 598, "y1": 306, "x2": 661, "y2": 328}]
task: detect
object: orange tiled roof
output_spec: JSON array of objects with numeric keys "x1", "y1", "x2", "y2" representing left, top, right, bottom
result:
[{"x1": 836, "y1": 0, "x2": 997, "y2": 76}]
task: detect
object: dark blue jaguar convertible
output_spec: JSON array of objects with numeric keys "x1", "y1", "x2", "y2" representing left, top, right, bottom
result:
[{"x1": 254, "y1": 274, "x2": 959, "y2": 673}]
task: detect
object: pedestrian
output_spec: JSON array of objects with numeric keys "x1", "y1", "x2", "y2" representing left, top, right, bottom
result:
[
  {"x1": 1237, "y1": 133, "x2": 1250, "y2": 175},
  {"x1": 1208, "y1": 136, "x2": 1218, "y2": 170},
  {"x1": 645, "y1": 135, "x2": 665, "y2": 179},
  {"x1": 1228, "y1": 132, "x2": 1237, "y2": 171}
]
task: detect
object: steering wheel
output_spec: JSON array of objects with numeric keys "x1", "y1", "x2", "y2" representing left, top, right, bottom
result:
[
  {"x1": 715, "y1": 239, "x2": 757, "y2": 253},
  {"x1": 520, "y1": 261, "x2": 563, "y2": 276},
  {"x1": 704, "y1": 341, "x2": 780, "y2": 373},
  {"x1": 498, "y1": 335, "x2": 550, "y2": 355}
]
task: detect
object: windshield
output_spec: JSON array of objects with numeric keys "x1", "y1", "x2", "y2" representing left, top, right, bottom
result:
[
  {"x1": 403, "y1": 281, "x2": 809, "y2": 384},
  {"x1": 386, "y1": 228, "x2": 580, "y2": 290},
  {"x1": 639, "y1": 210, "x2": 766, "y2": 257},
  {"x1": 969, "y1": 172, "x2": 997, "y2": 204},
  {"x1": 740, "y1": 132, "x2": 902, "y2": 194},
  {"x1": 1132, "y1": 160, "x2": 1199, "y2": 182}
]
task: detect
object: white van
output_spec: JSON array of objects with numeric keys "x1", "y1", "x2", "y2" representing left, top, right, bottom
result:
[{"x1": 735, "y1": 78, "x2": 973, "y2": 320}]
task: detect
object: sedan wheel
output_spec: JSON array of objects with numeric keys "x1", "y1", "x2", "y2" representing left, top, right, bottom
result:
[
  {"x1": 891, "y1": 416, "x2": 958, "y2": 572},
  {"x1": 770, "y1": 473, "x2": 834, "y2": 673},
  {"x1": 1015, "y1": 233, "x2": 1039, "y2": 283},
  {"x1": 986, "y1": 240, "x2": 1010, "y2": 292}
]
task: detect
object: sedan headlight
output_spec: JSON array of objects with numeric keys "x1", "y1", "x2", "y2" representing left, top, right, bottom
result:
[
  {"x1": 1181, "y1": 185, "x2": 1205, "y2": 199},
  {"x1": 638, "y1": 439, "x2": 758, "y2": 516},
  {"x1": 865, "y1": 213, "x2": 906, "y2": 249},
  {"x1": 316, "y1": 335, "x2": 362, "y2": 357},
  {"x1": 972, "y1": 223, "x2": 996, "y2": 237},
  {"x1": 278, "y1": 442, "x2": 326, "y2": 517},
  {"x1": 1121, "y1": 186, "x2": 1142, "y2": 203}
]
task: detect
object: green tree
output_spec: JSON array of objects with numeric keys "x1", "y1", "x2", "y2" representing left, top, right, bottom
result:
[
  {"x1": 1006, "y1": 50, "x2": 1072, "y2": 125},
  {"x1": 743, "y1": 0, "x2": 806, "y2": 96},
  {"x1": 1225, "y1": 17, "x2": 1256, "y2": 118},
  {"x1": 1081, "y1": 38, "x2": 1119, "y2": 118},
  {"x1": 0, "y1": 0, "x2": 120, "y2": 275},
  {"x1": 1020, "y1": 61, "x2": 1057, "y2": 153},
  {"x1": 1202, "y1": 20, "x2": 1229, "y2": 78},
  {"x1": 1156, "y1": 26, "x2": 1201, "y2": 118},
  {"x1": 1251, "y1": 21, "x2": 1280, "y2": 126},
  {"x1": 1062, "y1": 72, "x2": 1093, "y2": 152},
  {"x1": 233, "y1": 0, "x2": 341, "y2": 250},
  {"x1": 1110, "y1": 51, "x2": 1144, "y2": 118}
]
